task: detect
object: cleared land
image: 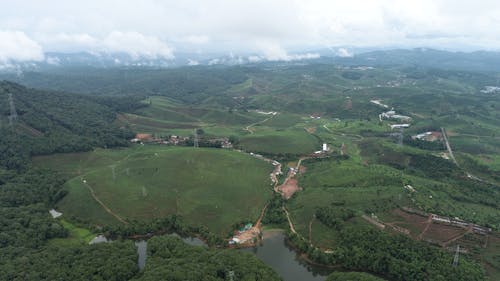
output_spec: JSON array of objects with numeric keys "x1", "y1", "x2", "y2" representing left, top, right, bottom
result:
[{"x1": 35, "y1": 146, "x2": 273, "y2": 234}]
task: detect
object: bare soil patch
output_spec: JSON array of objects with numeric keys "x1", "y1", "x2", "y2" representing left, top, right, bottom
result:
[
  {"x1": 305, "y1": 127, "x2": 316, "y2": 134},
  {"x1": 277, "y1": 178, "x2": 302, "y2": 200},
  {"x1": 423, "y1": 224, "x2": 468, "y2": 243}
]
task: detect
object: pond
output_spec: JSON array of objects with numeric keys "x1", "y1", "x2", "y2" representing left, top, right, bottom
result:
[
  {"x1": 134, "y1": 230, "x2": 331, "y2": 280},
  {"x1": 135, "y1": 235, "x2": 205, "y2": 270},
  {"x1": 241, "y1": 230, "x2": 332, "y2": 281}
]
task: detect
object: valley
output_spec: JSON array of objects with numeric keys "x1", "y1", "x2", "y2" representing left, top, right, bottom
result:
[{"x1": 2, "y1": 58, "x2": 499, "y2": 281}]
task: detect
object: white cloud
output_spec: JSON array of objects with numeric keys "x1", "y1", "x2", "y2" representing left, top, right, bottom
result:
[
  {"x1": 248, "y1": 56, "x2": 263, "y2": 63},
  {"x1": 45, "y1": 56, "x2": 60, "y2": 65},
  {"x1": 0, "y1": 30, "x2": 44, "y2": 62},
  {"x1": 102, "y1": 31, "x2": 174, "y2": 59},
  {"x1": 208, "y1": 58, "x2": 220, "y2": 65},
  {"x1": 187, "y1": 59, "x2": 199, "y2": 66},
  {"x1": 336, "y1": 48, "x2": 353, "y2": 57},
  {"x1": 1, "y1": 0, "x2": 500, "y2": 57},
  {"x1": 255, "y1": 41, "x2": 320, "y2": 61},
  {"x1": 37, "y1": 31, "x2": 174, "y2": 59},
  {"x1": 179, "y1": 35, "x2": 210, "y2": 45}
]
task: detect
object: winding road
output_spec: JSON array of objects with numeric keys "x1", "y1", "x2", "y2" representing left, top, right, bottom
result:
[{"x1": 244, "y1": 113, "x2": 278, "y2": 134}]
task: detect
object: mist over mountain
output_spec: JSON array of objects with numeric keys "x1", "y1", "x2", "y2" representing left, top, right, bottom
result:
[{"x1": 3, "y1": 48, "x2": 500, "y2": 74}]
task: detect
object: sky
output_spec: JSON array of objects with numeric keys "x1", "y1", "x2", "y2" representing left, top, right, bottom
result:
[{"x1": 1, "y1": 0, "x2": 500, "y2": 62}]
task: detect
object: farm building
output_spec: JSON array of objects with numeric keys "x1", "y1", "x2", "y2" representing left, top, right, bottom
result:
[
  {"x1": 49, "y1": 209, "x2": 62, "y2": 218},
  {"x1": 413, "y1": 131, "x2": 442, "y2": 142},
  {"x1": 390, "y1": 124, "x2": 410, "y2": 129},
  {"x1": 381, "y1": 110, "x2": 412, "y2": 121}
]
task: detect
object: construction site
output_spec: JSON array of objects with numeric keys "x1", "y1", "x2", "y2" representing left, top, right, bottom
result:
[{"x1": 366, "y1": 207, "x2": 492, "y2": 252}]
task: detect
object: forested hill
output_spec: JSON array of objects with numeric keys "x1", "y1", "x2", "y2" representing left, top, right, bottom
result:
[
  {"x1": 0, "y1": 81, "x2": 137, "y2": 170},
  {"x1": 0, "y1": 66, "x2": 250, "y2": 103}
]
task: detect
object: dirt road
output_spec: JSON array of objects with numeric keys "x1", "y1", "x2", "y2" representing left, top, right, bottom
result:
[
  {"x1": 283, "y1": 206, "x2": 297, "y2": 234},
  {"x1": 244, "y1": 113, "x2": 278, "y2": 134},
  {"x1": 81, "y1": 178, "x2": 128, "y2": 224},
  {"x1": 441, "y1": 127, "x2": 458, "y2": 166}
]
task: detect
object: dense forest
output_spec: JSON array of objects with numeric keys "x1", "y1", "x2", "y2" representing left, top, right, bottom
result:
[
  {"x1": 326, "y1": 271, "x2": 385, "y2": 281},
  {"x1": 0, "y1": 81, "x2": 137, "y2": 170}
]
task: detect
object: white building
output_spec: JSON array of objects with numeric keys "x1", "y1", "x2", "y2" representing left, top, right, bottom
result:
[
  {"x1": 49, "y1": 209, "x2": 62, "y2": 218},
  {"x1": 390, "y1": 124, "x2": 410, "y2": 129},
  {"x1": 322, "y1": 143, "x2": 328, "y2": 151}
]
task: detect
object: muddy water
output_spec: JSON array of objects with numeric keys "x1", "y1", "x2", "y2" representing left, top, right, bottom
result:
[{"x1": 241, "y1": 230, "x2": 332, "y2": 281}]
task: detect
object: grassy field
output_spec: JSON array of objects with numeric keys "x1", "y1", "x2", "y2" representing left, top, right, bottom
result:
[
  {"x1": 36, "y1": 146, "x2": 274, "y2": 234},
  {"x1": 48, "y1": 220, "x2": 95, "y2": 247}
]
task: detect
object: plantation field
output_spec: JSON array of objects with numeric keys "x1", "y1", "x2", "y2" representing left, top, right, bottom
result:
[
  {"x1": 238, "y1": 129, "x2": 320, "y2": 155},
  {"x1": 121, "y1": 96, "x2": 264, "y2": 133},
  {"x1": 287, "y1": 155, "x2": 408, "y2": 248},
  {"x1": 36, "y1": 146, "x2": 274, "y2": 234}
]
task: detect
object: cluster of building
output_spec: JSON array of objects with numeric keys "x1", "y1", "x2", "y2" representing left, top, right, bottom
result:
[
  {"x1": 229, "y1": 223, "x2": 255, "y2": 245},
  {"x1": 370, "y1": 100, "x2": 413, "y2": 130},
  {"x1": 401, "y1": 207, "x2": 491, "y2": 236},
  {"x1": 130, "y1": 133, "x2": 232, "y2": 148},
  {"x1": 380, "y1": 110, "x2": 412, "y2": 122},
  {"x1": 379, "y1": 110, "x2": 412, "y2": 130},
  {"x1": 431, "y1": 215, "x2": 491, "y2": 235},
  {"x1": 210, "y1": 137, "x2": 233, "y2": 148},
  {"x1": 131, "y1": 133, "x2": 189, "y2": 145}
]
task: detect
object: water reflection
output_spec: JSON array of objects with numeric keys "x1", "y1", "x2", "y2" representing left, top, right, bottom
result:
[
  {"x1": 134, "y1": 231, "x2": 331, "y2": 281},
  {"x1": 135, "y1": 240, "x2": 147, "y2": 270},
  {"x1": 241, "y1": 231, "x2": 332, "y2": 281},
  {"x1": 134, "y1": 234, "x2": 206, "y2": 270}
]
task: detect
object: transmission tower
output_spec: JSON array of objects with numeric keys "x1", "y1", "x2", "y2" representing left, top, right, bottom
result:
[
  {"x1": 398, "y1": 128, "x2": 404, "y2": 146},
  {"x1": 193, "y1": 129, "x2": 199, "y2": 148},
  {"x1": 8, "y1": 93, "x2": 18, "y2": 125},
  {"x1": 452, "y1": 245, "x2": 460, "y2": 267}
]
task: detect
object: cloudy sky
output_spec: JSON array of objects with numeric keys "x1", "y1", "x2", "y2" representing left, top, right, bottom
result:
[{"x1": 1, "y1": 0, "x2": 500, "y2": 62}]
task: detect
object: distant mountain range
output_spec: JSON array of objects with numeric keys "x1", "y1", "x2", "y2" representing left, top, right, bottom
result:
[
  {"x1": 327, "y1": 48, "x2": 500, "y2": 72},
  {"x1": 2, "y1": 48, "x2": 500, "y2": 72}
]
